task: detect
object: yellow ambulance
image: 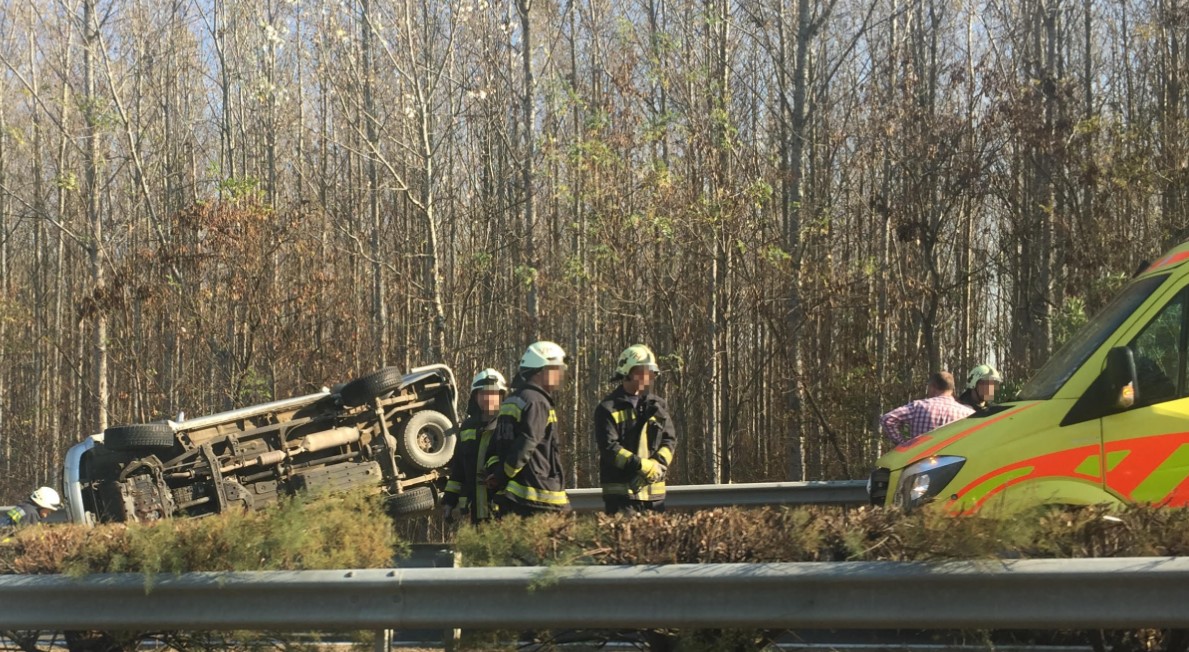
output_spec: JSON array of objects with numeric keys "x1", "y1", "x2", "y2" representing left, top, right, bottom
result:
[{"x1": 869, "y1": 242, "x2": 1189, "y2": 514}]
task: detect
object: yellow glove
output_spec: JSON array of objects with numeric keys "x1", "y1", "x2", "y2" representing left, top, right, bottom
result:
[{"x1": 638, "y1": 457, "x2": 666, "y2": 484}]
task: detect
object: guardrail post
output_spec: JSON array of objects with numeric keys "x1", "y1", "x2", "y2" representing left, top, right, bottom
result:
[
  {"x1": 373, "y1": 628, "x2": 391, "y2": 652},
  {"x1": 391, "y1": 543, "x2": 461, "y2": 649},
  {"x1": 443, "y1": 548, "x2": 461, "y2": 652}
]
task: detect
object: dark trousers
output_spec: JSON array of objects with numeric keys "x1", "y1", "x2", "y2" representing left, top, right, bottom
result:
[
  {"x1": 603, "y1": 495, "x2": 666, "y2": 516},
  {"x1": 494, "y1": 494, "x2": 570, "y2": 518}
]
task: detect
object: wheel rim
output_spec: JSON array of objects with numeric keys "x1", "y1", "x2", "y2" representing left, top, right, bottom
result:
[{"x1": 416, "y1": 425, "x2": 445, "y2": 453}]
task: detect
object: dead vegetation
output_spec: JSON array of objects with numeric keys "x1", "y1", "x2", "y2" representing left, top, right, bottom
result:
[
  {"x1": 455, "y1": 504, "x2": 1189, "y2": 567},
  {"x1": 5, "y1": 503, "x2": 1189, "y2": 651},
  {"x1": 0, "y1": 491, "x2": 400, "y2": 576},
  {"x1": 0, "y1": 492, "x2": 399, "y2": 652},
  {"x1": 450, "y1": 505, "x2": 1189, "y2": 652}
]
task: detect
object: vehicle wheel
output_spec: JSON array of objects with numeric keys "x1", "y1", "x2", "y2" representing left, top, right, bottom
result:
[
  {"x1": 340, "y1": 367, "x2": 404, "y2": 408},
  {"x1": 104, "y1": 422, "x2": 176, "y2": 452},
  {"x1": 64, "y1": 629, "x2": 130, "y2": 652},
  {"x1": 399, "y1": 409, "x2": 456, "y2": 471},
  {"x1": 386, "y1": 486, "x2": 437, "y2": 515}
]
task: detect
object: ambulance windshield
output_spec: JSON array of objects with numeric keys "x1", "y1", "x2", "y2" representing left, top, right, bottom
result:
[{"x1": 1017, "y1": 274, "x2": 1168, "y2": 401}]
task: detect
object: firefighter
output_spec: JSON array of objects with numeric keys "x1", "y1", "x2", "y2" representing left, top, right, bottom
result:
[
  {"x1": 1, "y1": 486, "x2": 62, "y2": 531},
  {"x1": 959, "y1": 364, "x2": 1002, "y2": 413},
  {"x1": 441, "y1": 368, "x2": 509, "y2": 524},
  {"x1": 594, "y1": 344, "x2": 677, "y2": 515},
  {"x1": 484, "y1": 341, "x2": 572, "y2": 516}
]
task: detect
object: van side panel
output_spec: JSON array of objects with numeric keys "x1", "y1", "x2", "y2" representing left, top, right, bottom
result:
[
  {"x1": 943, "y1": 440, "x2": 1105, "y2": 514},
  {"x1": 893, "y1": 403, "x2": 1040, "y2": 465},
  {"x1": 1101, "y1": 422, "x2": 1189, "y2": 506},
  {"x1": 967, "y1": 478, "x2": 1122, "y2": 515}
]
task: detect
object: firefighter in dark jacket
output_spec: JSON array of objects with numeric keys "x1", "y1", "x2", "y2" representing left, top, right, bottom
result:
[
  {"x1": 484, "y1": 341, "x2": 572, "y2": 516},
  {"x1": 594, "y1": 344, "x2": 677, "y2": 515},
  {"x1": 1, "y1": 486, "x2": 62, "y2": 531},
  {"x1": 442, "y1": 368, "x2": 509, "y2": 524}
]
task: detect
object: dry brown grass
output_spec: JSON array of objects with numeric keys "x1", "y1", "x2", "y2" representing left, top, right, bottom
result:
[
  {"x1": 455, "y1": 504, "x2": 1189, "y2": 567},
  {"x1": 0, "y1": 491, "x2": 400, "y2": 577},
  {"x1": 6, "y1": 502, "x2": 1189, "y2": 651}
]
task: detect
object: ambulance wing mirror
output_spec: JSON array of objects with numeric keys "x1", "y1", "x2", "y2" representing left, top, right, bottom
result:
[{"x1": 1105, "y1": 347, "x2": 1138, "y2": 409}]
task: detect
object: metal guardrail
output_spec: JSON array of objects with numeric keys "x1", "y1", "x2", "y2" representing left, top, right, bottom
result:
[
  {"x1": 566, "y1": 480, "x2": 870, "y2": 512},
  {"x1": 5, "y1": 480, "x2": 868, "y2": 528},
  {"x1": 1, "y1": 557, "x2": 1188, "y2": 630},
  {"x1": 9, "y1": 479, "x2": 865, "y2": 531}
]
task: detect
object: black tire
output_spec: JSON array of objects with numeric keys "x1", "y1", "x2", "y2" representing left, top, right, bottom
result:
[
  {"x1": 64, "y1": 630, "x2": 129, "y2": 652},
  {"x1": 386, "y1": 486, "x2": 437, "y2": 515},
  {"x1": 399, "y1": 409, "x2": 456, "y2": 471},
  {"x1": 340, "y1": 367, "x2": 404, "y2": 408},
  {"x1": 104, "y1": 422, "x2": 176, "y2": 452}
]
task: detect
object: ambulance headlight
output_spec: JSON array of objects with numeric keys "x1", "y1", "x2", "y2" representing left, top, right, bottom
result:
[{"x1": 892, "y1": 456, "x2": 965, "y2": 510}]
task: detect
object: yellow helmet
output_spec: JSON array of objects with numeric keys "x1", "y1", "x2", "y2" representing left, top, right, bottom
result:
[{"x1": 614, "y1": 344, "x2": 660, "y2": 380}]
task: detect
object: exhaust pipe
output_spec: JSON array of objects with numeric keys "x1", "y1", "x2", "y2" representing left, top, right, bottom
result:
[
  {"x1": 221, "y1": 428, "x2": 362, "y2": 474},
  {"x1": 299, "y1": 427, "x2": 361, "y2": 453}
]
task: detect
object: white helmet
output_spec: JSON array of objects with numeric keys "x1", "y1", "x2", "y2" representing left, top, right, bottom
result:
[
  {"x1": 30, "y1": 486, "x2": 61, "y2": 511},
  {"x1": 614, "y1": 344, "x2": 660, "y2": 380},
  {"x1": 519, "y1": 341, "x2": 568, "y2": 372},
  {"x1": 967, "y1": 364, "x2": 1003, "y2": 390},
  {"x1": 471, "y1": 368, "x2": 509, "y2": 393}
]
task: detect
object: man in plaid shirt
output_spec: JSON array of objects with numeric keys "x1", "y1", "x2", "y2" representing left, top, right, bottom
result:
[{"x1": 881, "y1": 372, "x2": 974, "y2": 445}]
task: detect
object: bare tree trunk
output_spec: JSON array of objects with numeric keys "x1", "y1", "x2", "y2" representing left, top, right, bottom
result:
[
  {"x1": 1159, "y1": 0, "x2": 1184, "y2": 241},
  {"x1": 1080, "y1": 0, "x2": 1093, "y2": 251},
  {"x1": 420, "y1": 120, "x2": 447, "y2": 362},
  {"x1": 785, "y1": 0, "x2": 812, "y2": 481},
  {"x1": 361, "y1": 0, "x2": 389, "y2": 362},
  {"x1": 409, "y1": 2, "x2": 448, "y2": 362},
  {"x1": 317, "y1": 49, "x2": 330, "y2": 368},
  {"x1": 83, "y1": 0, "x2": 108, "y2": 433},
  {"x1": 52, "y1": 29, "x2": 73, "y2": 470},
  {"x1": 709, "y1": 249, "x2": 721, "y2": 482},
  {"x1": 1036, "y1": 0, "x2": 1058, "y2": 361},
  {"x1": 708, "y1": 0, "x2": 727, "y2": 483},
  {"x1": 568, "y1": 1, "x2": 584, "y2": 488},
  {"x1": 265, "y1": 0, "x2": 278, "y2": 206},
  {"x1": 295, "y1": 13, "x2": 307, "y2": 204},
  {"x1": 517, "y1": 0, "x2": 539, "y2": 337},
  {"x1": 0, "y1": 87, "x2": 7, "y2": 477},
  {"x1": 214, "y1": 0, "x2": 235, "y2": 185},
  {"x1": 874, "y1": 0, "x2": 896, "y2": 455}
]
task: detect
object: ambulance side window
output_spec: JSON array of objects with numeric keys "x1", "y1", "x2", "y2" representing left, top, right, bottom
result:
[{"x1": 1128, "y1": 290, "x2": 1188, "y2": 406}]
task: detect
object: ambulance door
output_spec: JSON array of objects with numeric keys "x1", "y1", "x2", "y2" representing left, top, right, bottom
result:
[{"x1": 1100, "y1": 287, "x2": 1189, "y2": 506}]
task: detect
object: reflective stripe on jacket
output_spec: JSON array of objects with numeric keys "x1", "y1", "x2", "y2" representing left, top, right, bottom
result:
[
  {"x1": 0, "y1": 502, "x2": 40, "y2": 529},
  {"x1": 488, "y1": 382, "x2": 571, "y2": 512},
  {"x1": 594, "y1": 387, "x2": 677, "y2": 502},
  {"x1": 442, "y1": 413, "x2": 499, "y2": 522}
]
